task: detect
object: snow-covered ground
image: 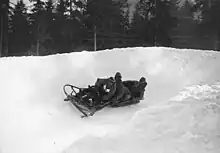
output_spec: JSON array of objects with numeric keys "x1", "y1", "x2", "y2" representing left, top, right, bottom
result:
[{"x1": 0, "y1": 47, "x2": 220, "y2": 153}]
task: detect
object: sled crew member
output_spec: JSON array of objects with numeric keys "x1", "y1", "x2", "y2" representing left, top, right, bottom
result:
[
  {"x1": 109, "y1": 72, "x2": 131, "y2": 104},
  {"x1": 123, "y1": 76, "x2": 147, "y2": 100},
  {"x1": 95, "y1": 77, "x2": 116, "y2": 102}
]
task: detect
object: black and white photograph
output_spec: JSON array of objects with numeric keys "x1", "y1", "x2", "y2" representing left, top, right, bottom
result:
[{"x1": 0, "y1": 0, "x2": 220, "y2": 153}]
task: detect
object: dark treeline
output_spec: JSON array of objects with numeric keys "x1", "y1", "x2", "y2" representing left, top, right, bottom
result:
[
  {"x1": 6, "y1": 0, "x2": 175, "y2": 56},
  {"x1": 1, "y1": 0, "x2": 220, "y2": 56}
]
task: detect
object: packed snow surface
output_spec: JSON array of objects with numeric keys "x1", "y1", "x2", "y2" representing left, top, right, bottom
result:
[{"x1": 0, "y1": 47, "x2": 220, "y2": 153}]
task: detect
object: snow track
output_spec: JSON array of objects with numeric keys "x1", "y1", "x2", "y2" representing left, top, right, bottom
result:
[{"x1": 0, "y1": 47, "x2": 220, "y2": 153}]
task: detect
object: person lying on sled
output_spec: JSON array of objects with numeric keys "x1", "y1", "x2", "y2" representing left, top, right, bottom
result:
[
  {"x1": 123, "y1": 77, "x2": 147, "y2": 100},
  {"x1": 94, "y1": 72, "x2": 131, "y2": 105},
  {"x1": 73, "y1": 77, "x2": 114, "y2": 106},
  {"x1": 75, "y1": 77, "x2": 115, "y2": 106},
  {"x1": 94, "y1": 76, "x2": 115, "y2": 104}
]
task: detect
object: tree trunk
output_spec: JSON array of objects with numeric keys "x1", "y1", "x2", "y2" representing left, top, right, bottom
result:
[
  {"x1": 154, "y1": 0, "x2": 157, "y2": 46},
  {"x1": 37, "y1": 39, "x2": 40, "y2": 56},
  {"x1": 0, "y1": 14, "x2": 3, "y2": 57},
  {"x1": 208, "y1": 0, "x2": 211, "y2": 8},
  {"x1": 94, "y1": 25, "x2": 96, "y2": 51},
  {"x1": 0, "y1": 0, "x2": 9, "y2": 57},
  {"x1": 69, "y1": 0, "x2": 72, "y2": 17},
  {"x1": 4, "y1": 1, "x2": 8, "y2": 56},
  {"x1": 37, "y1": 24, "x2": 40, "y2": 56}
]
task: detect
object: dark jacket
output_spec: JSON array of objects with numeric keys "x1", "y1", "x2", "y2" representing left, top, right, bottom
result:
[
  {"x1": 95, "y1": 78, "x2": 116, "y2": 101},
  {"x1": 123, "y1": 80, "x2": 139, "y2": 92},
  {"x1": 132, "y1": 81, "x2": 147, "y2": 100},
  {"x1": 123, "y1": 80, "x2": 147, "y2": 100},
  {"x1": 102, "y1": 81, "x2": 116, "y2": 101},
  {"x1": 113, "y1": 79, "x2": 131, "y2": 101}
]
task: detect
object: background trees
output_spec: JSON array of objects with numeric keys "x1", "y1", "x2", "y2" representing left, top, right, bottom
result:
[
  {"x1": 177, "y1": 0, "x2": 220, "y2": 49},
  {"x1": 0, "y1": 0, "x2": 9, "y2": 56},
  {"x1": 191, "y1": 0, "x2": 220, "y2": 36},
  {"x1": 9, "y1": 0, "x2": 30, "y2": 54},
  {"x1": 4, "y1": 0, "x2": 219, "y2": 56},
  {"x1": 131, "y1": 0, "x2": 175, "y2": 46}
]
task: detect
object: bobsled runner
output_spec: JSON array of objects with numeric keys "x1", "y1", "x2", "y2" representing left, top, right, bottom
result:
[{"x1": 63, "y1": 81, "x2": 146, "y2": 118}]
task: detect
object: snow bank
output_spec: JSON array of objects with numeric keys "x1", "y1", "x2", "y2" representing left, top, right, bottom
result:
[{"x1": 0, "y1": 47, "x2": 219, "y2": 153}]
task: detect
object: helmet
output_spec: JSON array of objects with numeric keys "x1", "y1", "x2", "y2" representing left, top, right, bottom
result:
[
  {"x1": 115, "y1": 72, "x2": 122, "y2": 79},
  {"x1": 109, "y1": 77, "x2": 114, "y2": 81},
  {"x1": 139, "y1": 77, "x2": 146, "y2": 83}
]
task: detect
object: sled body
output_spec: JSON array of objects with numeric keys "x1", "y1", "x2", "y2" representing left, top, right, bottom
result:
[{"x1": 63, "y1": 81, "x2": 145, "y2": 118}]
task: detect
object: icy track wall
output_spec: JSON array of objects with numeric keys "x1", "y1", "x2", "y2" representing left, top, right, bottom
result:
[{"x1": 0, "y1": 47, "x2": 220, "y2": 153}]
